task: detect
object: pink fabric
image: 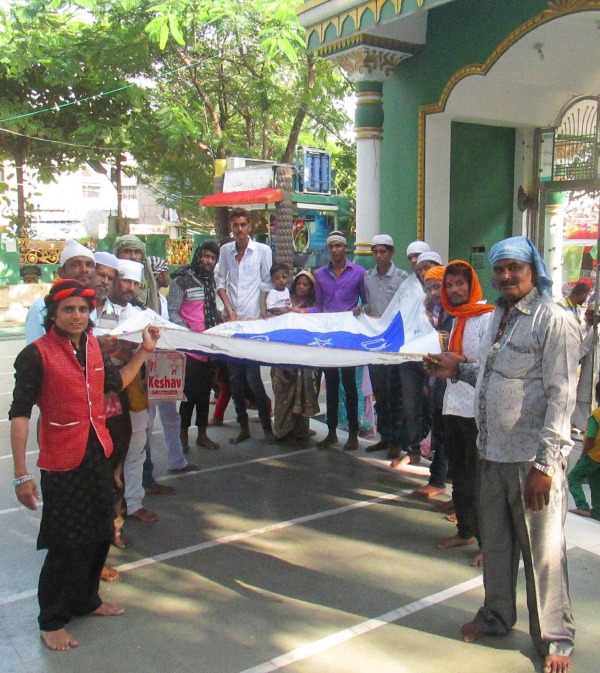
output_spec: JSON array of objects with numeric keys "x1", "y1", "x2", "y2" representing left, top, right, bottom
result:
[{"x1": 181, "y1": 299, "x2": 208, "y2": 362}]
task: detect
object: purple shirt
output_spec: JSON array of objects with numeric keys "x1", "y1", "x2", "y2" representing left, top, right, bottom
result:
[{"x1": 313, "y1": 259, "x2": 366, "y2": 313}]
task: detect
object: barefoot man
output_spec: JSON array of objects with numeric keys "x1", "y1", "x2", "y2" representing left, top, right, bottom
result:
[
  {"x1": 10, "y1": 279, "x2": 159, "y2": 651},
  {"x1": 312, "y1": 230, "x2": 366, "y2": 451},
  {"x1": 427, "y1": 236, "x2": 580, "y2": 673},
  {"x1": 436, "y1": 261, "x2": 493, "y2": 565},
  {"x1": 217, "y1": 208, "x2": 274, "y2": 444}
]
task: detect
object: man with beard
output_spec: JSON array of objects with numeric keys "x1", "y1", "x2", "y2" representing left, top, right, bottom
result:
[
  {"x1": 109, "y1": 260, "x2": 160, "y2": 523},
  {"x1": 435, "y1": 261, "x2": 493, "y2": 566},
  {"x1": 93, "y1": 252, "x2": 135, "y2": 549},
  {"x1": 167, "y1": 243, "x2": 222, "y2": 452},
  {"x1": 427, "y1": 237, "x2": 579, "y2": 673},
  {"x1": 112, "y1": 234, "x2": 160, "y2": 313},
  {"x1": 93, "y1": 252, "x2": 120, "y2": 327},
  {"x1": 112, "y1": 242, "x2": 175, "y2": 497}
]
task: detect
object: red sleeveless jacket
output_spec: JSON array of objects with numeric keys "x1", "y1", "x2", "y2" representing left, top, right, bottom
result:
[{"x1": 35, "y1": 328, "x2": 114, "y2": 470}]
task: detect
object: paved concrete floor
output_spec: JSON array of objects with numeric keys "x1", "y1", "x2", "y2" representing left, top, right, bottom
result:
[{"x1": 0, "y1": 337, "x2": 599, "y2": 673}]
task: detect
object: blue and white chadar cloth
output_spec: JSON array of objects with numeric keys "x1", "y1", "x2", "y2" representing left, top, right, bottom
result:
[{"x1": 102, "y1": 277, "x2": 440, "y2": 368}]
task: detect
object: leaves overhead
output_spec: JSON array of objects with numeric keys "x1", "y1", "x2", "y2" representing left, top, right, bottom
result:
[{"x1": 0, "y1": 0, "x2": 353, "y2": 223}]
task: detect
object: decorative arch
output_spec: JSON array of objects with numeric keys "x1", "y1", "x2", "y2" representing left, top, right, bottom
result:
[
  {"x1": 359, "y1": 7, "x2": 376, "y2": 31},
  {"x1": 324, "y1": 21, "x2": 338, "y2": 44},
  {"x1": 416, "y1": 0, "x2": 600, "y2": 238},
  {"x1": 307, "y1": 29, "x2": 321, "y2": 51},
  {"x1": 380, "y1": 0, "x2": 398, "y2": 22},
  {"x1": 341, "y1": 15, "x2": 356, "y2": 37}
]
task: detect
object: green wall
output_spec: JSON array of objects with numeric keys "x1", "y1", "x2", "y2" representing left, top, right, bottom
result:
[
  {"x1": 380, "y1": 0, "x2": 547, "y2": 258},
  {"x1": 0, "y1": 234, "x2": 211, "y2": 287},
  {"x1": 449, "y1": 122, "x2": 515, "y2": 293}
]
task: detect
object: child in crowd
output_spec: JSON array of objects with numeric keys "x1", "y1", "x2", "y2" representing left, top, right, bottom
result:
[
  {"x1": 568, "y1": 380, "x2": 600, "y2": 520},
  {"x1": 266, "y1": 263, "x2": 292, "y2": 316}
]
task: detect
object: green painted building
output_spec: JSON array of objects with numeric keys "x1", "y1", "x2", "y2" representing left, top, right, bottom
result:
[{"x1": 298, "y1": 0, "x2": 600, "y2": 292}]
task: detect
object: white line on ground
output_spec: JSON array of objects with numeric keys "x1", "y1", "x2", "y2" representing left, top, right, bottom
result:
[
  {"x1": 0, "y1": 487, "x2": 411, "y2": 605},
  {"x1": 0, "y1": 447, "x2": 313, "y2": 516},
  {"x1": 237, "y1": 576, "x2": 486, "y2": 673}
]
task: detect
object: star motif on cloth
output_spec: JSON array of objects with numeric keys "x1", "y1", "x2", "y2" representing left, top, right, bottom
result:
[{"x1": 308, "y1": 336, "x2": 333, "y2": 347}]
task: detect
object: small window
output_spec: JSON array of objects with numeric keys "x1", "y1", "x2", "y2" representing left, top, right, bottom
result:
[
  {"x1": 82, "y1": 184, "x2": 100, "y2": 198},
  {"x1": 122, "y1": 186, "x2": 137, "y2": 200}
]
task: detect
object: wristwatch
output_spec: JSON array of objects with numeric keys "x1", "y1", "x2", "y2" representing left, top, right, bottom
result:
[{"x1": 533, "y1": 461, "x2": 555, "y2": 477}]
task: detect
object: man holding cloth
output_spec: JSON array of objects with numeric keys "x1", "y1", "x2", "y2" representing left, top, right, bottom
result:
[
  {"x1": 428, "y1": 237, "x2": 579, "y2": 673},
  {"x1": 363, "y1": 234, "x2": 408, "y2": 456},
  {"x1": 436, "y1": 261, "x2": 493, "y2": 563},
  {"x1": 217, "y1": 208, "x2": 274, "y2": 445},
  {"x1": 313, "y1": 230, "x2": 366, "y2": 451}
]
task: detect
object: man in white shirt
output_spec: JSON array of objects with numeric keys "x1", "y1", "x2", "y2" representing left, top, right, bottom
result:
[{"x1": 216, "y1": 208, "x2": 274, "y2": 444}]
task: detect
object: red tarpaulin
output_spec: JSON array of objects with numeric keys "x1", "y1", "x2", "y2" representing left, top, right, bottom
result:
[{"x1": 200, "y1": 188, "x2": 284, "y2": 207}]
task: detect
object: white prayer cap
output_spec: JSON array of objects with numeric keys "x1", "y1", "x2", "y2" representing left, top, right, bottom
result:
[
  {"x1": 60, "y1": 240, "x2": 95, "y2": 266},
  {"x1": 371, "y1": 234, "x2": 394, "y2": 248},
  {"x1": 94, "y1": 251, "x2": 120, "y2": 271},
  {"x1": 406, "y1": 241, "x2": 431, "y2": 257},
  {"x1": 118, "y1": 259, "x2": 144, "y2": 283},
  {"x1": 416, "y1": 251, "x2": 443, "y2": 265}
]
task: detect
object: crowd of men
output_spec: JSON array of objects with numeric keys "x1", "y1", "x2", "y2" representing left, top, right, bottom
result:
[{"x1": 18, "y1": 205, "x2": 586, "y2": 672}]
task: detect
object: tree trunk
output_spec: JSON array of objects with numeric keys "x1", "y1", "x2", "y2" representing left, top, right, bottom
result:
[
  {"x1": 281, "y1": 55, "x2": 317, "y2": 164},
  {"x1": 14, "y1": 142, "x2": 28, "y2": 239},
  {"x1": 262, "y1": 107, "x2": 269, "y2": 160},
  {"x1": 213, "y1": 175, "x2": 230, "y2": 241},
  {"x1": 115, "y1": 155, "x2": 124, "y2": 234}
]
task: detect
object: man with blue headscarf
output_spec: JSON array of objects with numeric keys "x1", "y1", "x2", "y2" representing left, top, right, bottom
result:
[{"x1": 426, "y1": 236, "x2": 579, "y2": 673}]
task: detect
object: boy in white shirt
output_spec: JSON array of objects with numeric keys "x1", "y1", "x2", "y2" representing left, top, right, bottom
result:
[{"x1": 266, "y1": 263, "x2": 292, "y2": 316}]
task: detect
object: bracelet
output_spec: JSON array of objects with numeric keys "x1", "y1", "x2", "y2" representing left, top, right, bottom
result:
[
  {"x1": 450, "y1": 363, "x2": 461, "y2": 384},
  {"x1": 13, "y1": 474, "x2": 33, "y2": 488}
]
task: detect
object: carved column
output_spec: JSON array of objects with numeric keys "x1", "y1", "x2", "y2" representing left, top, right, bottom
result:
[
  {"x1": 273, "y1": 165, "x2": 294, "y2": 267},
  {"x1": 544, "y1": 191, "x2": 568, "y2": 301},
  {"x1": 327, "y1": 40, "x2": 412, "y2": 267}
]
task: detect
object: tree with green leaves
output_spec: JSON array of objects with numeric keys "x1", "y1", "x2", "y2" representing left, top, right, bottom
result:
[
  {"x1": 0, "y1": 0, "x2": 354, "y2": 239},
  {"x1": 0, "y1": 0, "x2": 156, "y2": 235}
]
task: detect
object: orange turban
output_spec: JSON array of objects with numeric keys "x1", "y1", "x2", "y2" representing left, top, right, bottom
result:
[{"x1": 424, "y1": 265, "x2": 445, "y2": 282}]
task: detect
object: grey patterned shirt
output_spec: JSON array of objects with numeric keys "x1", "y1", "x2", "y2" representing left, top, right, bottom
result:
[
  {"x1": 473, "y1": 287, "x2": 580, "y2": 465},
  {"x1": 363, "y1": 263, "x2": 409, "y2": 317}
]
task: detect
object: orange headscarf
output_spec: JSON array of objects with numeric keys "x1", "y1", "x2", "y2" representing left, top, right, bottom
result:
[
  {"x1": 424, "y1": 265, "x2": 445, "y2": 282},
  {"x1": 441, "y1": 260, "x2": 495, "y2": 355}
]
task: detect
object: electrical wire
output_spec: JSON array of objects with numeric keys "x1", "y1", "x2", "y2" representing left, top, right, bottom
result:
[
  {"x1": 0, "y1": 126, "x2": 121, "y2": 151},
  {"x1": 0, "y1": 55, "x2": 218, "y2": 124}
]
